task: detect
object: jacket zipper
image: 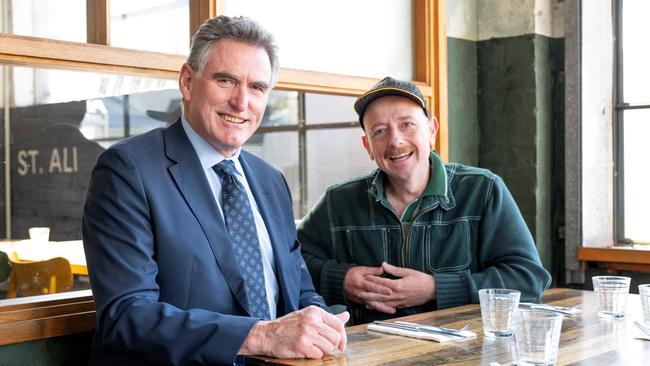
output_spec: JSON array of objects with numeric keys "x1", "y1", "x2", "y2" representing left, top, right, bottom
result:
[{"x1": 400, "y1": 202, "x2": 439, "y2": 267}]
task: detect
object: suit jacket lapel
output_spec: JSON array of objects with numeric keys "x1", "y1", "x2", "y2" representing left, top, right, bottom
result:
[{"x1": 163, "y1": 120, "x2": 249, "y2": 313}]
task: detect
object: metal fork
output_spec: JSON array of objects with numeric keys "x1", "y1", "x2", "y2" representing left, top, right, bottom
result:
[{"x1": 633, "y1": 320, "x2": 650, "y2": 337}]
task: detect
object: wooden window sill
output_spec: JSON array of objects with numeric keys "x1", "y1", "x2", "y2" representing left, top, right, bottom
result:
[
  {"x1": 578, "y1": 245, "x2": 650, "y2": 272},
  {"x1": 0, "y1": 290, "x2": 95, "y2": 346}
]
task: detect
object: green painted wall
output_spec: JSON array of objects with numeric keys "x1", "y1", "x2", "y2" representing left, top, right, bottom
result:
[
  {"x1": 447, "y1": 34, "x2": 565, "y2": 274},
  {"x1": 447, "y1": 37, "x2": 478, "y2": 166},
  {"x1": 0, "y1": 332, "x2": 92, "y2": 366}
]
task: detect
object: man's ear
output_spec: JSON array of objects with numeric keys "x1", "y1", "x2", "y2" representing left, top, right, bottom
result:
[
  {"x1": 361, "y1": 135, "x2": 374, "y2": 161},
  {"x1": 178, "y1": 63, "x2": 194, "y2": 102},
  {"x1": 429, "y1": 116, "x2": 439, "y2": 150}
]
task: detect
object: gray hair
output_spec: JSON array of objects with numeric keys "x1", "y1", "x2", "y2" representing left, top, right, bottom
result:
[{"x1": 187, "y1": 15, "x2": 279, "y2": 85}]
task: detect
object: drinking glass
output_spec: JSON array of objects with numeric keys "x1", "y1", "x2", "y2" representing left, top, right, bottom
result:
[
  {"x1": 592, "y1": 276, "x2": 630, "y2": 319},
  {"x1": 514, "y1": 309, "x2": 563, "y2": 366},
  {"x1": 639, "y1": 284, "x2": 650, "y2": 326},
  {"x1": 479, "y1": 288, "x2": 520, "y2": 337},
  {"x1": 28, "y1": 227, "x2": 50, "y2": 243}
]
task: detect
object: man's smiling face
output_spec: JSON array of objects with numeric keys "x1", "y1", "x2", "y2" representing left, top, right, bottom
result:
[
  {"x1": 361, "y1": 96, "x2": 437, "y2": 184},
  {"x1": 179, "y1": 38, "x2": 272, "y2": 157}
]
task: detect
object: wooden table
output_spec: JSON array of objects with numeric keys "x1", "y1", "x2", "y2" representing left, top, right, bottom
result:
[
  {"x1": 0, "y1": 240, "x2": 87, "y2": 276},
  {"x1": 247, "y1": 288, "x2": 650, "y2": 365}
]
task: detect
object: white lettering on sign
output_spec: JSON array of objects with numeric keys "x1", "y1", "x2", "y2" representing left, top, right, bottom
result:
[
  {"x1": 17, "y1": 150, "x2": 39, "y2": 176},
  {"x1": 16, "y1": 146, "x2": 78, "y2": 176}
]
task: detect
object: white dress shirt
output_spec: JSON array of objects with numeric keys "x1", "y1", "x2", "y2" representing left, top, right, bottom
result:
[{"x1": 181, "y1": 115, "x2": 279, "y2": 319}]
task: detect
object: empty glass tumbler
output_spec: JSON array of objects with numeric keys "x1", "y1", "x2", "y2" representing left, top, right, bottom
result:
[
  {"x1": 639, "y1": 284, "x2": 650, "y2": 326},
  {"x1": 514, "y1": 309, "x2": 564, "y2": 366},
  {"x1": 479, "y1": 288, "x2": 521, "y2": 337},
  {"x1": 592, "y1": 276, "x2": 631, "y2": 319}
]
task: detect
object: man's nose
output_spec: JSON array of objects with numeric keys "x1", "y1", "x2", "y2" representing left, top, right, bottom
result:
[
  {"x1": 387, "y1": 129, "x2": 405, "y2": 146},
  {"x1": 229, "y1": 84, "x2": 248, "y2": 111}
]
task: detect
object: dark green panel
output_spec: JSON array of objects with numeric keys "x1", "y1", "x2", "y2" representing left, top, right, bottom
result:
[
  {"x1": 475, "y1": 34, "x2": 565, "y2": 273},
  {"x1": 477, "y1": 34, "x2": 538, "y2": 237},
  {"x1": 447, "y1": 37, "x2": 478, "y2": 166},
  {"x1": 549, "y1": 37, "x2": 566, "y2": 285},
  {"x1": 0, "y1": 332, "x2": 92, "y2": 366}
]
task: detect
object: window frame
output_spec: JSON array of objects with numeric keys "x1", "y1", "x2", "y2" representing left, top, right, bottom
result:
[
  {"x1": 573, "y1": 0, "x2": 650, "y2": 275},
  {"x1": 613, "y1": 0, "x2": 650, "y2": 245},
  {"x1": 0, "y1": 0, "x2": 448, "y2": 344}
]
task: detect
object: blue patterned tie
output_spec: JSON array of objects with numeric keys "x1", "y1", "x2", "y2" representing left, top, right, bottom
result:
[{"x1": 213, "y1": 160, "x2": 271, "y2": 320}]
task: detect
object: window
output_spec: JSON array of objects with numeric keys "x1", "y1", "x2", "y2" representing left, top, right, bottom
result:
[
  {"x1": 0, "y1": 0, "x2": 447, "y2": 345},
  {"x1": 110, "y1": 0, "x2": 190, "y2": 54},
  {"x1": 615, "y1": 0, "x2": 650, "y2": 244},
  {"x1": 2, "y1": 0, "x2": 87, "y2": 42},
  {"x1": 223, "y1": 0, "x2": 415, "y2": 80},
  {"x1": 247, "y1": 92, "x2": 375, "y2": 217}
]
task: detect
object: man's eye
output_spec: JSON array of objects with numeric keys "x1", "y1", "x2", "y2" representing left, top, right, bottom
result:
[
  {"x1": 250, "y1": 84, "x2": 266, "y2": 93},
  {"x1": 216, "y1": 79, "x2": 235, "y2": 87},
  {"x1": 373, "y1": 129, "x2": 387, "y2": 139}
]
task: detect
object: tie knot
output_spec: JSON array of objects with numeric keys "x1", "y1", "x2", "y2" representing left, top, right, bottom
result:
[{"x1": 214, "y1": 159, "x2": 237, "y2": 179}]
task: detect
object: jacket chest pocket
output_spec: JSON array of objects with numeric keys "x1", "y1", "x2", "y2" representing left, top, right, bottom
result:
[
  {"x1": 343, "y1": 228, "x2": 389, "y2": 266},
  {"x1": 423, "y1": 221, "x2": 471, "y2": 273}
]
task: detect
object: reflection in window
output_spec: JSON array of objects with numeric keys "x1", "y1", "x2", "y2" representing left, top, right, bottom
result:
[
  {"x1": 245, "y1": 132, "x2": 300, "y2": 217},
  {"x1": 3, "y1": 0, "x2": 86, "y2": 42},
  {"x1": 0, "y1": 65, "x2": 179, "y2": 299},
  {"x1": 261, "y1": 91, "x2": 299, "y2": 127},
  {"x1": 253, "y1": 92, "x2": 375, "y2": 216},
  {"x1": 110, "y1": 0, "x2": 190, "y2": 54},
  {"x1": 0, "y1": 67, "x2": 377, "y2": 299},
  {"x1": 306, "y1": 129, "x2": 375, "y2": 209}
]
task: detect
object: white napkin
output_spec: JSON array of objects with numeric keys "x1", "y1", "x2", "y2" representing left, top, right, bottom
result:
[{"x1": 367, "y1": 323, "x2": 477, "y2": 342}]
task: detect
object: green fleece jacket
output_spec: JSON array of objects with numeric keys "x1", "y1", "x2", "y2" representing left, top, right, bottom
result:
[{"x1": 298, "y1": 152, "x2": 551, "y2": 324}]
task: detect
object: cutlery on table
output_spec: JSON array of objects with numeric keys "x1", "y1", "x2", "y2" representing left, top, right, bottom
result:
[
  {"x1": 372, "y1": 320, "x2": 473, "y2": 338},
  {"x1": 633, "y1": 320, "x2": 650, "y2": 337},
  {"x1": 518, "y1": 302, "x2": 580, "y2": 316}
]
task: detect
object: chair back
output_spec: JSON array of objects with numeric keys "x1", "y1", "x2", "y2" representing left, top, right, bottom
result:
[
  {"x1": 0, "y1": 251, "x2": 10, "y2": 283},
  {"x1": 7, "y1": 256, "x2": 73, "y2": 298}
]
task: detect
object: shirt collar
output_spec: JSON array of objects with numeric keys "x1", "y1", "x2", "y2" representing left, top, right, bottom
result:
[
  {"x1": 181, "y1": 114, "x2": 244, "y2": 176},
  {"x1": 371, "y1": 150, "x2": 448, "y2": 201}
]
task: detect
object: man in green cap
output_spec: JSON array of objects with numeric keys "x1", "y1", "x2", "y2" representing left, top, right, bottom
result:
[{"x1": 298, "y1": 76, "x2": 551, "y2": 324}]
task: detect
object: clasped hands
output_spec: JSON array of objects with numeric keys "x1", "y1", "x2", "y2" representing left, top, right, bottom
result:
[{"x1": 344, "y1": 262, "x2": 436, "y2": 314}]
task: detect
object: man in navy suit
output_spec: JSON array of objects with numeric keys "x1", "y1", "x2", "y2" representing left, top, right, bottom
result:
[{"x1": 82, "y1": 15, "x2": 349, "y2": 365}]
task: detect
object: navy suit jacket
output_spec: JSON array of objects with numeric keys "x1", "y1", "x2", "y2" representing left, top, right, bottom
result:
[{"x1": 82, "y1": 119, "x2": 326, "y2": 365}]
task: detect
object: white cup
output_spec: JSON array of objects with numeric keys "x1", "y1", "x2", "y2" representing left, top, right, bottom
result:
[
  {"x1": 28, "y1": 227, "x2": 50, "y2": 243},
  {"x1": 479, "y1": 288, "x2": 521, "y2": 337},
  {"x1": 514, "y1": 309, "x2": 563, "y2": 366},
  {"x1": 592, "y1": 276, "x2": 630, "y2": 319},
  {"x1": 639, "y1": 284, "x2": 650, "y2": 326}
]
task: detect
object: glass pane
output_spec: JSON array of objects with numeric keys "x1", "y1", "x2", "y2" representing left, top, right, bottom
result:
[
  {"x1": 4, "y1": 0, "x2": 86, "y2": 42},
  {"x1": 223, "y1": 0, "x2": 414, "y2": 80},
  {"x1": 110, "y1": 0, "x2": 190, "y2": 54},
  {"x1": 0, "y1": 65, "x2": 178, "y2": 299},
  {"x1": 622, "y1": 1, "x2": 650, "y2": 104},
  {"x1": 622, "y1": 109, "x2": 650, "y2": 242},
  {"x1": 306, "y1": 129, "x2": 376, "y2": 212},
  {"x1": 261, "y1": 91, "x2": 299, "y2": 127},
  {"x1": 305, "y1": 94, "x2": 357, "y2": 125},
  {"x1": 243, "y1": 132, "x2": 300, "y2": 217}
]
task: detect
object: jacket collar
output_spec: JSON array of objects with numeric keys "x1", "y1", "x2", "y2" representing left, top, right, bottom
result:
[{"x1": 370, "y1": 151, "x2": 456, "y2": 211}]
